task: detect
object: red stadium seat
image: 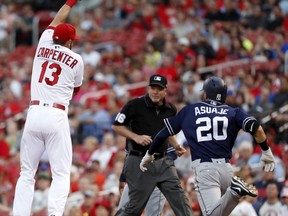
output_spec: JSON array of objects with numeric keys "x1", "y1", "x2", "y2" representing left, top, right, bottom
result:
[{"x1": 35, "y1": 10, "x2": 55, "y2": 38}]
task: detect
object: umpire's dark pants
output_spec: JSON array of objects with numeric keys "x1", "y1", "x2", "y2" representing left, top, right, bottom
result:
[{"x1": 115, "y1": 155, "x2": 193, "y2": 216}]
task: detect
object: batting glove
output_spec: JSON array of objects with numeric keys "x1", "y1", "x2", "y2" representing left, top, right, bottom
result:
[
  {"x1": 140, "y1": 151, "x2": 154, "y2": 172},
  {"x1": 260, "y1": 148, "x2": 277, "y2": 172}
]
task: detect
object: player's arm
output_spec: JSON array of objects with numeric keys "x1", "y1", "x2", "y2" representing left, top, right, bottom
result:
[
  {"x1": 148, "y1": 115, "x2": 182, "y2": 155},
  {"x1": 73, "y1": 86, "x2": 80, "y2": 96},
  {"x1": 243, "y1": 118, "x2": 268, "y2": 149},
  {"x1": 49, "y1": 0, "x2": 78, "y2": 27},
  {"x1": 148, "y1": 127, "x2": 170, "y2": 155},
  {"x1": 140, "y1": 111, "x2": 184, "y2": 172},
  {"x1": 167, "y1": 136, "x2": 179, "y2": 149},
  {"x1": 167, "y1": 136, "x2": 186, "y2": 157},
  {"x1": 140, "y1": 127, "x2": 170, "y2": 172},
  {"x1": 112, "y1": 125, "x2": 152, "y2": 146},
  {"x1": 243, "y1": 118, "x2": 277, "y2": 172}
]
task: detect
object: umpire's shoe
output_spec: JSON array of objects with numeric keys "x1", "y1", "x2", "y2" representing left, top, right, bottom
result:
[{"x1": 231, "y1": 176, "x2": 258, "y2": 197}]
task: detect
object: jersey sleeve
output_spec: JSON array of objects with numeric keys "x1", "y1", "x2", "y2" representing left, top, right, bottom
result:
[
  {"x1": 234, "y1": 108, "x2": 256, "y2": 131},
  {"x1": 113, "y1": 100, "x2": 134, "y2": 126},
  {"x1": 148, "y1": 106, "x2": 185, "y2": 154},
  {"x1": 38, "y1": 29, "x2": 54, "y2": 47},
  {"x1": 74, "y1": 56, "x2": 84, "y2": 87},
  {"x1": 163, "y1": 106, "x2": 186, "y2": 136}
]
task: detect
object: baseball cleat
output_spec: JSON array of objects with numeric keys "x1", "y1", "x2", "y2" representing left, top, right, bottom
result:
[{"x1": 231, "y1": 176, "x2": 258, "y2": 197}]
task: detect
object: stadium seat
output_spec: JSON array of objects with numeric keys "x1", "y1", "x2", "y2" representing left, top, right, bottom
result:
[{"x1": 35, "y1": 10, "x2": 55, "y2": 38}]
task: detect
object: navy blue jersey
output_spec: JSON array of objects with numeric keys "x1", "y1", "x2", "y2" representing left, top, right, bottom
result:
[{"x1": 160, "y1": 100, "x2": 255, "y2": 161}]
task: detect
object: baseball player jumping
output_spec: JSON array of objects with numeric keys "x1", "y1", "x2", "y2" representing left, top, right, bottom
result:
[
  {"x1": 13, "y1": 1, "x2": 84, "y2": 216},
  {"x1": 140, "y1": 76, "x2": 277, "y2": 216}
]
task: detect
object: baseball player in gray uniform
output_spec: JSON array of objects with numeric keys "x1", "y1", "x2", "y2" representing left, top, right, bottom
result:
[
  {"x1": 13, "y1": 1, "x2": 84, "y2": 216},
  {"x1": 141, "y1": 76, "x2": 277, "y2": 216}
]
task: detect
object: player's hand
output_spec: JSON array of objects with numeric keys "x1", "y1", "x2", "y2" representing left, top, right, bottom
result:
[
  {"x1": 119, "y1": 181, "x2": 126, "y2": 195},
  {"x1": 175, "y1": 144, "x2": 186, "y2": 157},
  {"x1": 260, "y1": 148, "x2": 277, "y2": 172},
  {"x1": 134, "y1": 135, "x2": 152, "y2": 146},
  {"x1": 140, "y1": 151, "x2": 154, "y2": 172}
]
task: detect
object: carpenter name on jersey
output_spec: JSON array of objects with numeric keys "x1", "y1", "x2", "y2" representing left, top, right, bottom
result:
[
  {"x1": 37, "y1": 47, "x2": 78, "y2": 69},
  {"x1": 164, "y1": 100, "x2": 254, "y2": 162}
]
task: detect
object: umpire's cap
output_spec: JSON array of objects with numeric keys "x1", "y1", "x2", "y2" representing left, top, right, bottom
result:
[
  {"x1": 53, "y1": 23, "x2": 80, "y2": 41},
  {"x1": 149, "y1": 74, "x2": 167, "y2": 88},
  {"x1": 202, "y1": 76, "x2": 227, "y2": 103}
]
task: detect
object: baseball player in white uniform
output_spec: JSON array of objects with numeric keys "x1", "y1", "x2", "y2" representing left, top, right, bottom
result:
[{"x1": 13, "y1": 1, "x2": 84, "y2": 216}]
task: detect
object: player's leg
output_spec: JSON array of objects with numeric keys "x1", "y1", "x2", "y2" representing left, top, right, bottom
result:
[
  {"x1": 45, "y1": 111, "x2": 72, "y2": 216},
  {"x1": 144, "y1": 187, "x2": 166, "y2": 216},
  {"x1": 13, "y1": 110, "x2": 46, "y2": 216},
  {"x1": 117, "y1": 180, "x2": 165, "y2": 216},
  {"x1": 117, "y1": 184, "x2": 129, "y2": 210},
  {"x1": 193, "y1": 161, "x2": 238, "y2": 216},
  {"x1": 158, "y1": 157, "x2": 193, "y2": 216},
  {"x1": 115, "y1": 155, "x2": 156, "y2": 215}
]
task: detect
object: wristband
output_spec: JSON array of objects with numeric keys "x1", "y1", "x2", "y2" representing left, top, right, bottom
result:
[
  {"x1": 259, "y1": 139, "x2": 269, "y2": 151},
  {"x1": 65, "y1": 0, "x2": 77, "y2": 8}
]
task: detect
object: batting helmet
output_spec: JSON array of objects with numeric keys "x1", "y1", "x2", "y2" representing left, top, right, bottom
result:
[{"x1": 202, "y1": 76, "x2": 227, "y2": 103}]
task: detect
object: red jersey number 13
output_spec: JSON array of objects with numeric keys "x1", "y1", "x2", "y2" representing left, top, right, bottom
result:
[{"x1": 38, "y1": 61, "x2": 62, "y2": 86}]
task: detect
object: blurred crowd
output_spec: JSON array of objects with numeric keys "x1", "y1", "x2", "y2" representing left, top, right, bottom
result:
[{"x1": 1, "y1": 0, "x2": 288, "y2": 215}]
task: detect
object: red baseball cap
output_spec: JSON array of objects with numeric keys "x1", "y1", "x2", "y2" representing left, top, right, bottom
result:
[{"x1": 53, "y1": 23, "x2": 80, "y2": 41}]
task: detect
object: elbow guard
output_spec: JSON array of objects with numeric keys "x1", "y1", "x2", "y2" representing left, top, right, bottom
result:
[{"x1": 244, "y1": 119, "x2": 260, "y2": 135}]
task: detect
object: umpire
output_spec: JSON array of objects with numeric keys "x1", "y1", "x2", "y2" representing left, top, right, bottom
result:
[{"x1": 113, "y1": 74, "x2": 193, "y2": 216}]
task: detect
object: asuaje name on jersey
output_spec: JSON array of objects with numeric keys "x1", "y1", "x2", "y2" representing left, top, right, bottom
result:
[{"x1": 195, "y1": 105, "x2": 228, "y2": 116}]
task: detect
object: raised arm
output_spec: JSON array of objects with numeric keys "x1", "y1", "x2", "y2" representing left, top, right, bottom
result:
[{"x1": 49, "y1": 0, "x2": 78, "y2": 27}]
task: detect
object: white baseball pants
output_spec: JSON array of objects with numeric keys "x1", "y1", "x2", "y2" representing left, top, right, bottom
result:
[{"x1": 13, "y1": 106, "x2": 72, "y2": 216}]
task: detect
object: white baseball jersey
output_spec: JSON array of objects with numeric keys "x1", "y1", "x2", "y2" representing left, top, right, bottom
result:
[
  {"x1": 13, "y1": 26, "x2": 84, "y2": 216},
  {"x1": 31, "y1": 27, "x2": 84, "y2": 107}
]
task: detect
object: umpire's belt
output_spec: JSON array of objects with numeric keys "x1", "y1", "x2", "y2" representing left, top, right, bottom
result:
[
  {"x1": 129, "y1": 150, "x2": 165, "y2": 160},
  {"x1": 30, "y1": 100, "x2": 66, "y2": 111}
]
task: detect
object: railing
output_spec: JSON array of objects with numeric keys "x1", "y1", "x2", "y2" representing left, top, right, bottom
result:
[
  {"x1": 261, "y1": 104, "x2": 288, "y2": 125},
  {"x1": 79, "y1": 81, "x2": 147, "y2": 105},
  {"x1": 197, "y1": 58, "x2": 255, "y2": 77},
  {"x1": 9, "y1": 16, "x2": 42, "y2": 51}
]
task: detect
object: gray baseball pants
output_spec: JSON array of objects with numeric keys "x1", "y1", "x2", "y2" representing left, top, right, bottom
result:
[
  {"x1": 192, "y1": 158, "x2": 240, "y2": 216},
  {"x1": 118, "y1": 184, "x2": 166, "y2": 216},
  {"x1": 115, "y1": 155, "x2": 193, "y2": 216}
]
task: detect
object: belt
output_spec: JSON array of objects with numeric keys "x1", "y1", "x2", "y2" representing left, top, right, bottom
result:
[
  {"x1": 30, "y1": 100, "x2": 66, "y2": 111},
  {"x1": 199, "y1": 158, "x2": 230, "y2": 163},
  {"x1": 129, "y1": 150, "x2": 165, "y2": 160}
]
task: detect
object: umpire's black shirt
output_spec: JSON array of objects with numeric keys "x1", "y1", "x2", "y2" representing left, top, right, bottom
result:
[{"x1": 113, "y1": 94, "x2": 177, "y2": 153}]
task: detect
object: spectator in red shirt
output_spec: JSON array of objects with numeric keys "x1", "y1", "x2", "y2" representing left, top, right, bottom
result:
[
  {"x1": 126, "y1": 11, "x2": 149, "y2": 31},
  {"x1": 156, "y1": 55, "x2": 179, "y2": 82},
  {"x1": 81, "y1": 190, "x2": 97, "y2": 216},
  {"x1": 156, "y1": 0, "x2": 177, "y2": 28},
  {"x1": 73, "y1": 136, "x2": 99, "y2": 167},
  {"x1": 1, "y1": 90, "x2": 23, "y2": 121},
  {"x1": 174, "y1": 37, "x2": 196, "y2": 69},
  {"x1": 0, "y1": 127, "x2": 9, "y2": 159}
]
